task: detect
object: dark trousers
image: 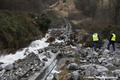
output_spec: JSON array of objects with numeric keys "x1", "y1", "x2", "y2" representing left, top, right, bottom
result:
[
  {"x1": 107, "y1": 41, "x2": 115, "y2": 51},
  {"x1": 93, "y1": 41, "x2": 101, "y2": 51}
]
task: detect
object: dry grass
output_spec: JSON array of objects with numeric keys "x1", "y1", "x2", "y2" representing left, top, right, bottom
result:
[{"x1": 58, "y1": 70, "x2": 73, "y2": 80}]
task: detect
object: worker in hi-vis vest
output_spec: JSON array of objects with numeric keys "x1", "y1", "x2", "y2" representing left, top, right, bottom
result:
[
  {"x1": 107, "y1": 31, "x2": 116, "y2": 51},
  {"x1": 92, "y1": 33, "x2": 101, "y2": 51}
]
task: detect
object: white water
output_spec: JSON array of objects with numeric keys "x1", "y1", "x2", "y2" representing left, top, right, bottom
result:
[{"x1": 0, "y1": 37, "x2": 49, "y2": 66}]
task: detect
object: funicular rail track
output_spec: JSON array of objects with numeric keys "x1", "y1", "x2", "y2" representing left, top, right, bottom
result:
[{"x1": 27, "y1": 10, "x2": 72, "y2": 80}]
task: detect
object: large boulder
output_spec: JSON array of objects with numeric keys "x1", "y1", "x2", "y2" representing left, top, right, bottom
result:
[
  {"x1": 42, "y1": 57, "x2": 48, "y2": 62},
  {"x1": 5, "y1": 64, "x2": 14, "y2": 71},
  {"x1": 67, "y1": 71, "x2": 80, "y2": 80},
  {"x1": 66, "y1": 63, "x2": 79, "y2": 70},
  {"x1": 112, "y1": 69, "x2": 120, "y2": 77},
  {"x1": 0, "y1": 66, "x2": 3, "y2": 71},
  {"x1": 38, "y1": 49, "x2": 44, "y2": 54}
]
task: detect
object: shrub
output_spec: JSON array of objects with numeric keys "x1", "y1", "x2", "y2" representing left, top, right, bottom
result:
[
  {"x1": 102, "y1": 25, "x2": 120, "y2": 43},
  {"x1": 0, "y1": 11, "x2": 51, "y2": 52},
  {"x1": 35, "y1": 13, "x2": 51, "y2": 33}
]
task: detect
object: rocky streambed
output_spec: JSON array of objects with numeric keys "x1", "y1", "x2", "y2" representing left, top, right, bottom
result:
[{"x1": 0, "y1": 41, "x2": 63, "y2": 80}]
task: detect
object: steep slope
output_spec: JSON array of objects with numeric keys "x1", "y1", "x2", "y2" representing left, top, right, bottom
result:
[{"x1": 50, "y1": 0, "x2": 79, "y2": 17}]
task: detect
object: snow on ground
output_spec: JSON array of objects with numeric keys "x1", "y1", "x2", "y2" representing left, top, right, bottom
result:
[{"x1": 0, "y1": 37, "x2": 49, "y2": 66}]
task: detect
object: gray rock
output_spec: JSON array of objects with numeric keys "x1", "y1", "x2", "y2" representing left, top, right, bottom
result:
[
  {"x1": 40, "y1": 62, "x2": 45, "y2": 67},
  {"x1": 67, "y1": 73, "x2": 71, "y2": 79},
  {"x1": 35, "y1": 66, "x2": 40, "y2": 71},
  {"x1": 51, "y1": 49, "x2": 58, "y2": 53},
  {"x1": 105, "y1": 63, "x2": 114, "y2": 67},
  {"x1": 15, "y1": 71, "x2": 24, "y2": 77},
  {"x1": 113, "y1": 58, "x2": 120, "y2": 66},
  {"x1": 46, "y1": 52, "x2": 52, "y2": 58},
  {"x1": 112, "y1": 69, "x2": 120, "y2": 77},
  {"x1": 66, "y1": 63, "x2": 79, "y2": 70},
  {"x1": 0, "y1": 62, "x2": 3, "y2": 65},
  {"x1": 72, "y1": 71, "x2": 80, "y2": 80},
  {"x1": 103, "y1": 49, "x2": 110, "y2": 54},
  {"x1": 0, "y1": 66, "x2": 3, "y2": 71},
  {"x1": 38, "y1": 49, "x2": 43, "y2": 54},
  {"x1": 67, "y1": 71, "x2": 80, "y2": 80},
  {"x1": 5, "y1": 64, "x2": 14, "y2": 71},
  {"x1": 42, "y1": 57, "x2": 48, "y2": 62}
]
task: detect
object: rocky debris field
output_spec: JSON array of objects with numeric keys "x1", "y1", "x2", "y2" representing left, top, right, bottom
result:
[
  {"x1": 0, "y1": 28, "x2": 120, "y2": 80},
  {"x1": 0, "y1": 41, "x2": 63, "y2": 80},
  {"x1": 51, "y1": 45, "x2": 120, "y2": 80}
]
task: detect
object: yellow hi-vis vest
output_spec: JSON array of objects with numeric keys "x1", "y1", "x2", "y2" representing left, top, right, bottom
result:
[
  {"x1": 93, "y1": 34, "x2": 99, "y2": 41},
  {"x1": 111, "y1": 33, "x2": 116, "y2": 41}
]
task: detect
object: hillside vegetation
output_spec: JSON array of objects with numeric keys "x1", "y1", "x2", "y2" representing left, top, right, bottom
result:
[
  {"x1": 0, "y1": 11, "x2": 51, "y2": 53},
  {"x1": 0, "y1": 0, "x2": 65, "y2": 54},
  {"x1": 48, "y1": 0, "x2": 120, "y2": 48}
]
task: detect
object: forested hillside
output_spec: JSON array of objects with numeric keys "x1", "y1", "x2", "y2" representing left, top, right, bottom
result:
[
  {"x1": 0, "y1": 0, "x2": 120, "y2": 52},
  {"x1": 50, "y1": 0, "x2": 120, "y2": 44},
  {"x1": 0, "y1": 0, "x2": 51, "y2": 53}
]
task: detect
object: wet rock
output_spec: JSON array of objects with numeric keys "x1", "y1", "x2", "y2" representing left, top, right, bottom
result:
[
  {"x1": 57, "y1": 52, "x2": 64, "y2": 59},
  {"x1": 71, "y1": 71, "x2": 80, "y2": 80},
  {"x1": 51, "y1": 49, "x2": 58, "y2": 53},
  {"x1": 0, "y1": 62, "x2": 3, "y2": 65},
  {"x1": 35, "y1": 66, "x2": 41, "y2": 71},
  {"x1": 24, "y1": 49, "x2": 29, "y2": 55},
  {"x1": 38, "y1": 49, "x2": 43, "y2": 54},
  {"x1": 113, "y1": 58, "x2": 120, "y2": 66},
  {"x1": 112, "y1": 69, "x2": 120, "y2": 77},
  {"x1": 13, "y1": 63, "x2": 19, "y2": 69},
  {"x1": 0, "y1": 66, "x2": 3, "y2": 71},
  {"x1": 45, "y1": 52, "x2": 52, "y2": 58},
  {"x1": 42, "y1": 57, "x2": 48, "y2": 62},
  {"x1": 1, "y1": 52, "x2": 41, "y2": 79},
  {"x1": 66, "y1": 63, "x2": 79, "y2": 70},
  {"x1": 5, "y1": 64, "x2": 14, "y2": 71},
  {"x1": 79, "y1": 49, "x2": 88, "y2": 57},
  {"x1": 67, "y1": 73, "x2": 71, "y2": 79},
  {"x1": 98, "y1": 58, "x2": 106, "y2": 63},
  {"x1": 40, "y1": 62, "x2": 45, "y2": 67},
  {"x1": 105, "y1": 63, "x2": 114, "y2": 67},
  {"x1": 67, "y1": 71, "x2": 80, "y2": 80}
]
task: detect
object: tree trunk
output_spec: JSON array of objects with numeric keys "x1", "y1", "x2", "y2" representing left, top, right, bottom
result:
[{"x1": 114, "y1": 0, "x2": 120, "y2": 24}]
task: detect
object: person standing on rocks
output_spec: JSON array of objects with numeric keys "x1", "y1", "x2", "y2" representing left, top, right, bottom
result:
[
  {"x1": 107, "y1": 31, "x2": 116, "y2": 51},
  {"x1": 92, "y1": 33, "x2": 101, "y2": 51}
]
